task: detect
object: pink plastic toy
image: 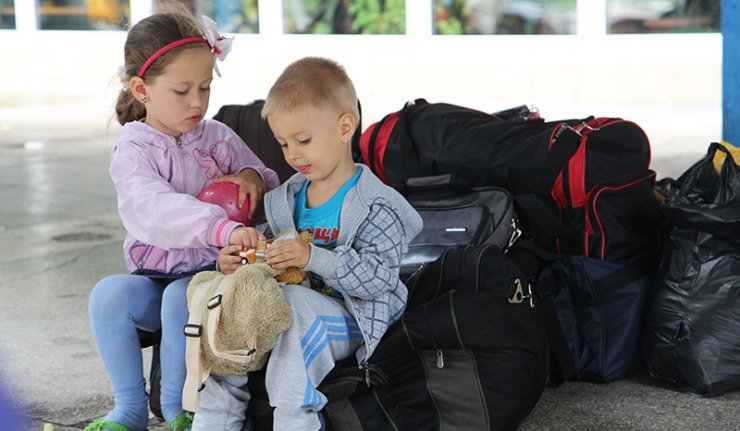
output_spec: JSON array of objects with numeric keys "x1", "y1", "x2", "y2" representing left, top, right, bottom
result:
[{"x1": 197, "y1": 182, "x2": 251, "y2": 226}]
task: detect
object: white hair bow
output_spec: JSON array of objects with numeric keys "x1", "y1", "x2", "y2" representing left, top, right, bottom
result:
[{"x1": 201, "y1": 15, "x2": 233, "y2": 77}]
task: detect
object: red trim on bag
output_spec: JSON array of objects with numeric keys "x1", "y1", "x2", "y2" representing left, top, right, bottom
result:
[
  {"x1": 588, "y1": 172, "x2": 656, "y2": 259},
  {"x1": 568, "y1": 138, "x2": 587, "y2": 208},
  {"x1": 551, "y1": 172, "x2": 566, "y2": 210},
  {"x1": 359, "y1": 112, "x2": 399, "y2": 184},
  {"x1": 547, "y1": 124, "x2": 561, "y2": 151},
  {"x1": 374, "y1": 113, "x2": 399, "y2": 184},
  {"x1": 359, "y1": 124, "x2": 375, "y2": 169}
]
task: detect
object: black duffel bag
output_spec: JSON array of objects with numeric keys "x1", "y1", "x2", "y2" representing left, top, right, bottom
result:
[
  {"x1": 356, "y1": 99, "x2": 661, "y2": 261},
  {"x1": 244, "y1": 244, "x2": 551, "y2": 431}
]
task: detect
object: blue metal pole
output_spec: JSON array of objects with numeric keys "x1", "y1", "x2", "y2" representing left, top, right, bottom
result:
[{"x1": 723, "y1": 0, "x2": 740, "y2": 143}]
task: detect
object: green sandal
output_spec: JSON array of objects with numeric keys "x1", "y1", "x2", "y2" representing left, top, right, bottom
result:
[
  {"x1": 168, "y1": 412, "x2": 194, "y2": 431},
  {"x1": 84, "y1": 420, "x2": 130, "y2": 431}
]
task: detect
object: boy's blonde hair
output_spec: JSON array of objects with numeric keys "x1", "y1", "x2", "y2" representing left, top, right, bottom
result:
[{"x1": 262, "y1": 57, "x2": 359, "y2": 122}]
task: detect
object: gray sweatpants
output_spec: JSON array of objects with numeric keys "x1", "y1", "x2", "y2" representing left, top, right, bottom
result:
[{"x1": 192, "y1": 284, "x2": 364, "y2": 431}]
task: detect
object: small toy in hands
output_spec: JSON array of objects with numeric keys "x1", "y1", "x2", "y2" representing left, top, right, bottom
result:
[
  {"x1": 238, "y1": 230, "x2": 313, "y2": 285},
  {"x1": 239, "y1": 240, "x2": 266, "y2": 265},
  {"x1": 197, "y1": 181, "x2": 251, "y2": 226}
]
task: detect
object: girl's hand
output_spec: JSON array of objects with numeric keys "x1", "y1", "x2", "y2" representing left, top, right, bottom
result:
[
  {"x1": 265, "y1": 238, "x2": 311, "y2": 269},
  {"x1": 216, "y1": 168, "x2": 266, "y2": 219},
  {"x1": 218, "y1": 245, "x2": 243, "y2": 275},
  {"x1": 229, "y1": 226, "x2": 265, "y2": 249}
]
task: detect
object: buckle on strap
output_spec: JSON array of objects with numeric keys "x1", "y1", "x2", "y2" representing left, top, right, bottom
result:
[
  {"x1": 564, "y1": 120, "x2": 601, "y2": 138},
  {"x1": 508, "y1": 279, "x2": 535, "y2": 308},
  {"x1": 183, "y1": 324, "x2": 202, "y2": 337},
  {"x1": 207, "y1": 294, "x2": 223, "y2": 310}
]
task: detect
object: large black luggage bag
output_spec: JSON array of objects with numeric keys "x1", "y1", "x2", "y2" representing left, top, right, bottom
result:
[
  {"x1": 245, "y1": 244, "x2": 550, "y2": 431},
  {"x1": 356, "y1": 99, "x2": 661, "y2": 261}
]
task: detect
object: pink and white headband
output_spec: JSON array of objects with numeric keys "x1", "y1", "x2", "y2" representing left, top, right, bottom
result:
[{"x1": 136, "y1": 15, "x2": 233, "y2": 78}]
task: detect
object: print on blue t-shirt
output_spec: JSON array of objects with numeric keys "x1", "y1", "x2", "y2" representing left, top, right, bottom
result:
[{"x1": 294, "y1": 169, "x2": 361, "y2": 297}]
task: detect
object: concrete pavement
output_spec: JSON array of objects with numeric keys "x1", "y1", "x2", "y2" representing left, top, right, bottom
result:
[{"x1": 0, "y1": 97, "x2": 738, "y2": 430}]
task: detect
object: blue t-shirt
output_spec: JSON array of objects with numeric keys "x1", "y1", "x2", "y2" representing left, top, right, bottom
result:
[
  {"x1": 294, "y1": 169, "x2": 361, "y2": 247},
  {"x1": 294, "y1": 169, "x2": 361, "y2": 297}
]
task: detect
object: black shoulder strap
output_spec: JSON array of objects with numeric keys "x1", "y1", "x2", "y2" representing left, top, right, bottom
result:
[
  {"x1": 509, "y1": 240, "x2": 575, "y2": 386},
  {"x1": 514, "y1": 194, "x2": 577, "y2": 241},
  {"x1": 394, "y1": 99, "x2": 428, "y2": 179},
  {"x1": 531, "y1": 122, "x2": 587, "y2": 198},
  {"x1": 591, "y1": 253, "x2": 657, "y2": 297}
]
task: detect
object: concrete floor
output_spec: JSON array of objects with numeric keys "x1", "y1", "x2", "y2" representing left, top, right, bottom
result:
[{"x1": 0, "y1": 98, "x2": 738, "y2": 430}]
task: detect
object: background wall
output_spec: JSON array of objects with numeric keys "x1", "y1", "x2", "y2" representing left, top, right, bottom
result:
[{"x1": 0, "y1": 1, "x2": 723, "y2": 179}]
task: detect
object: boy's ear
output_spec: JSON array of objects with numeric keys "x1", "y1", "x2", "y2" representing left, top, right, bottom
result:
[
  {"x1": 129, "y1": 77, "x2": 148, "y2": 103},
  {"x1": 338, "y1": 112, "x2": 357, "y2": 144}
]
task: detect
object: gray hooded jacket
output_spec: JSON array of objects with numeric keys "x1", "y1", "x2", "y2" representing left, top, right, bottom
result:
[{"x1": 264, "y1": 164, "x2": 422, "y2": 362}]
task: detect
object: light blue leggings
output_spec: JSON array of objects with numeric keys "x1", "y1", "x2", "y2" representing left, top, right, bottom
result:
[{"x1": 89, "y1": 274, "x2": 191, "y2": 430}]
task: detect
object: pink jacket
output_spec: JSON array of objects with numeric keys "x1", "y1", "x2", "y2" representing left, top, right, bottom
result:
[{"x1": 110, "y1": 119, "x2": 280, "y2": 274}]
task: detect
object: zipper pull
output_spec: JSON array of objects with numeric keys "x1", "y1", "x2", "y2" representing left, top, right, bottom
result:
[
  {"x1": 436, "y1": 349, "x2": 444, "y2": 368},
  {"x1": 363, "y1": 363, "x2": 371, "y2": 387},
  {"x1": 175, "y1": 137, "x2": 186, "y2": 158}
]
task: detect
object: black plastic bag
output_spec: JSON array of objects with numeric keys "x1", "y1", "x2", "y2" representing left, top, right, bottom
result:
[{"x1": 642, "y1": 142, "x2": 740, "y2": 397}]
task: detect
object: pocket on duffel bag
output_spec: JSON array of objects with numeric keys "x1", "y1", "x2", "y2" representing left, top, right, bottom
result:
[{"x1": 584, "y1": 171, "x2": 661, "y2": 261}]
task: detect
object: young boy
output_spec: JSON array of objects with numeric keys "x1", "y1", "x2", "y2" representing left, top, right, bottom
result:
[{"x1": 192, "y1": 56, "x2": 423, "y2": 431}]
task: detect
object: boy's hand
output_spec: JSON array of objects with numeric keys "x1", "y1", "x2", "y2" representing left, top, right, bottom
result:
[
  {"x1": 218, "y1": 245, "x2": 243, "y2": 275},
  {"x1": 229, "y1": 226, "x2": 265, "y2": 249},
  {"x1": 265, "y1": 238, "x2": 311, "y2": 269},
  {"x1": 216, "y1": 168, "x2": 266, "y2": 218}
]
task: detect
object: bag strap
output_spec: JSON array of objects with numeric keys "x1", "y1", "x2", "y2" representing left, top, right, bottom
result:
[
  {"x1": 514, "y1": 193, "x2": 578, "y2": 243},
  {"x1": 205, "y1": 288, "x2": 258, "y2": 364},
  {"x1": 182, "y1": 274, "x2": 224, "y2": 412},
  {"x1": 512, "y1": 122, "x2": 591, "y2": 250},
  {"x1": 183, "y1": 273, "x2": 262, "y2": 412},
  {"x1": 539, "y1": 287, "x2": 574, "y2": 386},
  {"x1": 535, "y1": 266, "x2": 576, "y2": 387},
  {"x1": 530, "y1": 122, "x2": 586, "y2": 198},
  {"x1": 509, "y1": 240, "x2": 575, "y2": 386},
  {"x1": 591, "y1": 254, "x2": 656, "y2": 297},
  {"x1": 393, "y1": 99, "x2": 428, "y2": 180},
  {"x1": 182, "y1": 274, "x2": 257, "y2": 412}
]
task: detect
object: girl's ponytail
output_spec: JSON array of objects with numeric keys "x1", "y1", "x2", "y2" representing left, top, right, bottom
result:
[{"x1": 115, "y1": 88, "x2": 146, "y2": 125}]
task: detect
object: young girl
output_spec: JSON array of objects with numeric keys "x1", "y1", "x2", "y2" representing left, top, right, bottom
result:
[{"x1": 86, "y1": 9, "x2": 278, "y2": 431}]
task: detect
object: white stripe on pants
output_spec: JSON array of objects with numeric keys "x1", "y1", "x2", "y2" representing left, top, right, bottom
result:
[{"x1": 192, "y1": 284, "x2": 364, "y2": 431}]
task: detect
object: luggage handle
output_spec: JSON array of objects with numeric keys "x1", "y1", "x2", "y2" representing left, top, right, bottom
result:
[{"x1": 401, "y1": 174, "x2": 472, "y2": 196}]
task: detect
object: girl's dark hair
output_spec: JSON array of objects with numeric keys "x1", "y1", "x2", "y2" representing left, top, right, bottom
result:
[{"x1": 115, "y1": 6, "x2": 204, "y2": 125}]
